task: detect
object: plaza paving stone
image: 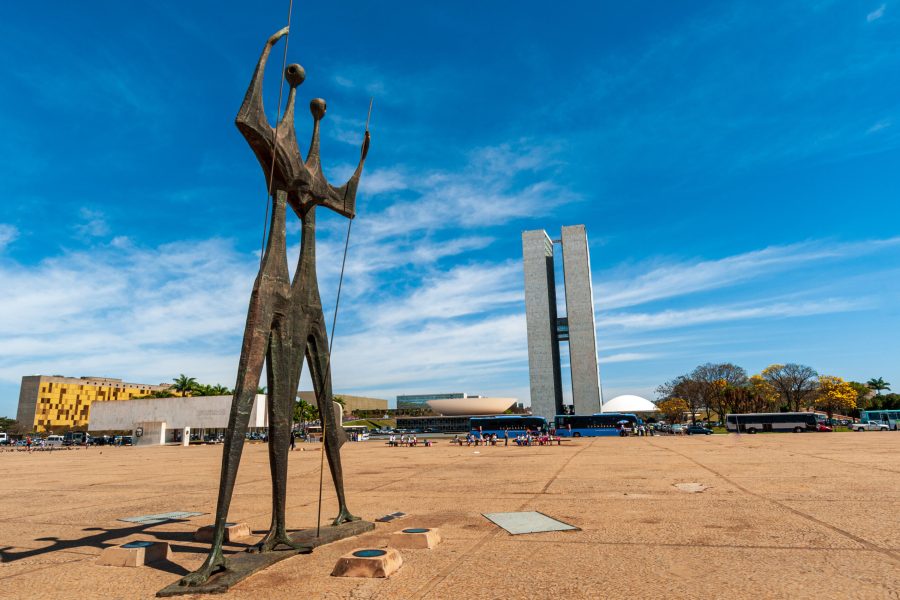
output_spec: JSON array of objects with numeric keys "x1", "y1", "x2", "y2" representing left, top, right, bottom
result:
[{"x1": 0, "y1": 434, "x2": 897, "y2": 598}]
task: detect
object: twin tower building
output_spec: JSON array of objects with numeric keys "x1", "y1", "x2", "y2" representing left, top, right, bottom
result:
[{"x1": 522, "y1": 225, "x2": 603, "y2": 421}]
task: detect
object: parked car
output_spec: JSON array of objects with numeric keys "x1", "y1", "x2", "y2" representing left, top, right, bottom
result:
[
  {"x1": 851, "y1": 422, "x2": 890, "y2": 432},
  {"x1": 45, "y1": 435, "x2": 64, "y2": 446},
  {"x1": 686, "y1": 425, "x2": 713, "y2": 435},
  {"x1": 816, "y1": 424, "x2": 833, "y2": 432},
  {"x1": 671, "y1": 424, "x2": 684, "y2": 435}
]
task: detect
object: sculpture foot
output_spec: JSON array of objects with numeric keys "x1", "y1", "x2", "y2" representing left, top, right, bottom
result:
[
  {"x1": 251, "y1": 529, "x2": 313, "y2": 554},
  {"x1": 178, "y1": 551, "x2": 227, "y2": 587},
  {"x1": 332, "y1": 508, "x2": 360, "y2": 526}
]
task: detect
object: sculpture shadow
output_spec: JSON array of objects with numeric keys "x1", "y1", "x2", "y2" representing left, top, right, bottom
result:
[{"x1": 0, "y1": 519, "x2": 254, "y2": 571}]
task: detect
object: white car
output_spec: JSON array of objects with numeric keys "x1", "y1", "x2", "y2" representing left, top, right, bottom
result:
[
  {"x1": 45, "y1": 435, "x2": 64, "y2": 446},
  {"x1": 851, "y1": 422, "x2": 890, "y2": 432}
]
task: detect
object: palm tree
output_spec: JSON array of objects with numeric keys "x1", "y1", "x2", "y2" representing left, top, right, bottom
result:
[
  {"x1": 172, "y1": 374, "x2": 198, "y2": 396},
  {"x1": 867, "y1": 377, "x2": 891, "y2": 396},
  {"x1": 209, "y1": 384, "x2": 231, "y2": 396},
  {"x1": 191, "y1": 383, "x2": 212, "y2": 397},
  {"x1": 293, "y1": 399, "x2": 318, "y2": 423}
]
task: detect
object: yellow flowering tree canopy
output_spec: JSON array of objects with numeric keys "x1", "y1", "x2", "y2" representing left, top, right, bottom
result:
[
  {"x1": 815, "y1": 375, "x2": 857, "y2": 418},
  {"x1": 656, "y1": 397, "x2": 689, "y2": 422}
]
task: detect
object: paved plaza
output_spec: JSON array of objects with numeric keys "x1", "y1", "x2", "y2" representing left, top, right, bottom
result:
[{"x1": 0, "y1": 434, "x2": 897, "y2": 599}]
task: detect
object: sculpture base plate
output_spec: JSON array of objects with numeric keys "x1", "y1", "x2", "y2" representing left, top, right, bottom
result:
[{"x1": 157, "y1": 520, "x2": 374, "y2": 597}]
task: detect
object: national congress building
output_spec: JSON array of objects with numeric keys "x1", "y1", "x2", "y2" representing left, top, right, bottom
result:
[{"x1": 522, "y1": 225, "x2": 603, "y2": 421}]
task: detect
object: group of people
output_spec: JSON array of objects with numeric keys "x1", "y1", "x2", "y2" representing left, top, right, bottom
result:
[
  {"x1": 453, "y1": 433, "x2": 500, "y2": 446},
  {"x1": 513, "y1": 433, "x2": 562, "y2": 445},
  {"x1": 452, "y1": 430, "x2": 563, "y2": 447},
  {"x1": 621, "y1": 424, "x2": 654, "y2": 437},
  {"x1": 387, "y1": 434, "x2": 433, "y2": 447}
]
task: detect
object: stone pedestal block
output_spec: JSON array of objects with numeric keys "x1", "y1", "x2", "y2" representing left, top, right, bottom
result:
[
  {"x1": 194, "y1": 522, "x2": 251, "y2": 543},
  {"x1": 331, "y1": 548, "x2": 403, "y2": 578},
  {"x1": 389, "y1": 527, "x2": 441, "y2": 549},
  {"x1": 97, "y1": 540, "x2": 170, "y2": 567}
]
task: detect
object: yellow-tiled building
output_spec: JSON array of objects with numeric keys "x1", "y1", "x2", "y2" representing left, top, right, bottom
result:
[{"x1": 16, "y1": 375, "x2": 174, "y2": 433}]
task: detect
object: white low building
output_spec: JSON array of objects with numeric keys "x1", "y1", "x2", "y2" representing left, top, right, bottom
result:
[{"x1": 88, "y1": 395, "x2": 268, "y2": 446}]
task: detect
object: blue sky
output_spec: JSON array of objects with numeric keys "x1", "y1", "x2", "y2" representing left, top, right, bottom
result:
[{"x1": 1, "y1": 0, "x2": 899, "y2": 416}]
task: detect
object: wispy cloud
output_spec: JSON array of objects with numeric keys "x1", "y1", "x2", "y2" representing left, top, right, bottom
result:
[
  {"x1": 0, "y1": 231, "x2": 896, "y2": 414},
  {"x1": 601, "y1": 298, "x2": 869, "y2": 332},
  {"x1": 74, "y1": 208, "x2": 110, "y2": 239},
  {"x1": 601, "y1": 352, "x2": 660, "y2": 363},
  {"x1": 867, "y1": 4, "x2": 886, "y2": 22},
  {"x1": 0, "y1": 224, "x2": 19, "y2": 252},
  {"x1": 0, "y1": 238, "x2": 254, "y2": 389},
  {"x1": 867, "y1": 119, "x2": 892, "y2": 134},
  {"x1": 596, "y1": 238, "x2": 900, "y2": 309}
]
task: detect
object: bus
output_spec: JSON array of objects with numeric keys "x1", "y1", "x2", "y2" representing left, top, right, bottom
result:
[
  {"x1": 469, "y1": 416, "x2": 548, "y2": 437},
  {"x1": 859, "y1": 409, "x2": 900, "y2": 431},
  {"x1": 555, "y1": 413, "x2": 643, "y2": 437},
  {"x1": 725, "y1": 412, "x2": 818, "y2": 433}
]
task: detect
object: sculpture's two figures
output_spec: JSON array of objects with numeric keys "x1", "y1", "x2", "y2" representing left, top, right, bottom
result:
[{"x1": 180, "y1": 27, "x2": 369, "y2": 586}]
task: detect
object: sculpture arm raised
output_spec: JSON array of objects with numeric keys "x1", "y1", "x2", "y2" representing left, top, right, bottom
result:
[
  {"x1": 323, "y1": 130, "x2": 370, "y2": 219},
  {"x1": 235, "y1": 27, "x2": 289, "y2": 142}
]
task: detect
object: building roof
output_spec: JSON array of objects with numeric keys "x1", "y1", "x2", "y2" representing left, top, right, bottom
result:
[
  {"x1": 600, "y1": 394, "x2": 659, "y2": 413},
  {"x1": 426, "y1": 397, "x2": 517, "y2": 416}
]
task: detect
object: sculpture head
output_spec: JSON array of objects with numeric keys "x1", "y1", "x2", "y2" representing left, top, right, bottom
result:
[
  {"x1": 285, "y1": 64, "x2": 306, "y2": 88},
  {"x1": 310, "y1": 98, "x2": 327, "y2": 120}
]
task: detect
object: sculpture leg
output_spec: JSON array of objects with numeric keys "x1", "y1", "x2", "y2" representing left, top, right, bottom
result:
[
  {"x1": 307, "y1": 320, "x2": 359, "y2": 526},
  {"x1": 255, "y1": 328, "x2": 311, "y2": 553},
  {"x1": 178, "y1": 322, "x2": 271, "y2": 585},
  {"x1": 180, "y1": 193, "x2": 291, "y2": 586}
]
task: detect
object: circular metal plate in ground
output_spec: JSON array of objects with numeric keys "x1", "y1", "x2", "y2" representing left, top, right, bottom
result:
[{"x1": 353, "y1": 549, "x2": 387, "y2": 558}]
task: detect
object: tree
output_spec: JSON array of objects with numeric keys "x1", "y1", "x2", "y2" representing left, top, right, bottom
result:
[
  {"x1": 657, "y1": 375, "x2": 704, "y2": 423},
  {"x1": 691, "y1": 363, "x2": 748, "y2": 422},
  {"x1": 172, "y1": 374, "x2": 198, "y2": 396},
  {"x1": 866, "y1": 377, "x2": 891, "y2": 396},
  {"x1": 656, "y1": 397, "x2": 689, "y2": 422},
  {"x1": 761, "y1": 363, "x2": 818, "y2": 411},
  {"x1": 0, "y1": 416, "x2": 17, "y2": 430},
  {"x1": 293, "y1": 399, "x2": 319, "y2": 423},
  {"x1": 847, "y1": 381, "x2": 874, "y2": 413},
  {"x1": 815, "y1": 376, "x2": 857, "y2": 420},
  {"x1": 191, "y1": 383, "x2": 212, "y2": 396},
  {"x1": 744, "y1": 375, "x2": 780, "y2": 412},
  {"x1": 877, "y1": 393, "x2": 900, "y2": 410}
]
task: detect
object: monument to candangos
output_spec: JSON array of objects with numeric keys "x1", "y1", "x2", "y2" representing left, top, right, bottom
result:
[{"x1": 170, "y1": 27, "x2": 373, "y2": 591}]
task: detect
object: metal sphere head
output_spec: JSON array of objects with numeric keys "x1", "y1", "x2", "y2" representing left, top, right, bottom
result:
[
  {"x1": 310, "y1": 98, "x2": 327, "y2": 120},
  {"x1": 285, "y1": 64, "x2": 306, "y2": 88}
]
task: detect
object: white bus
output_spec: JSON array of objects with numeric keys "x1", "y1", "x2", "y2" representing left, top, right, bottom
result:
[{"x1": 725, "y1": 412, "x2": 818, "y2": 434}]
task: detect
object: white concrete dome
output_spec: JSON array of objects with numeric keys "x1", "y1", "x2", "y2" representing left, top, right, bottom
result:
[
  {"x1": 600, "y1": 394, "x2": 659, "y2": 413},
  {"x1": 426, "y1": 397, "x2": 517, "y2": 416}
]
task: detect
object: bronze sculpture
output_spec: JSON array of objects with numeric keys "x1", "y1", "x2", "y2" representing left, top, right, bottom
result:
[{"x1": 180, "y1": 27, "x2": 369, "y2": 586}]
